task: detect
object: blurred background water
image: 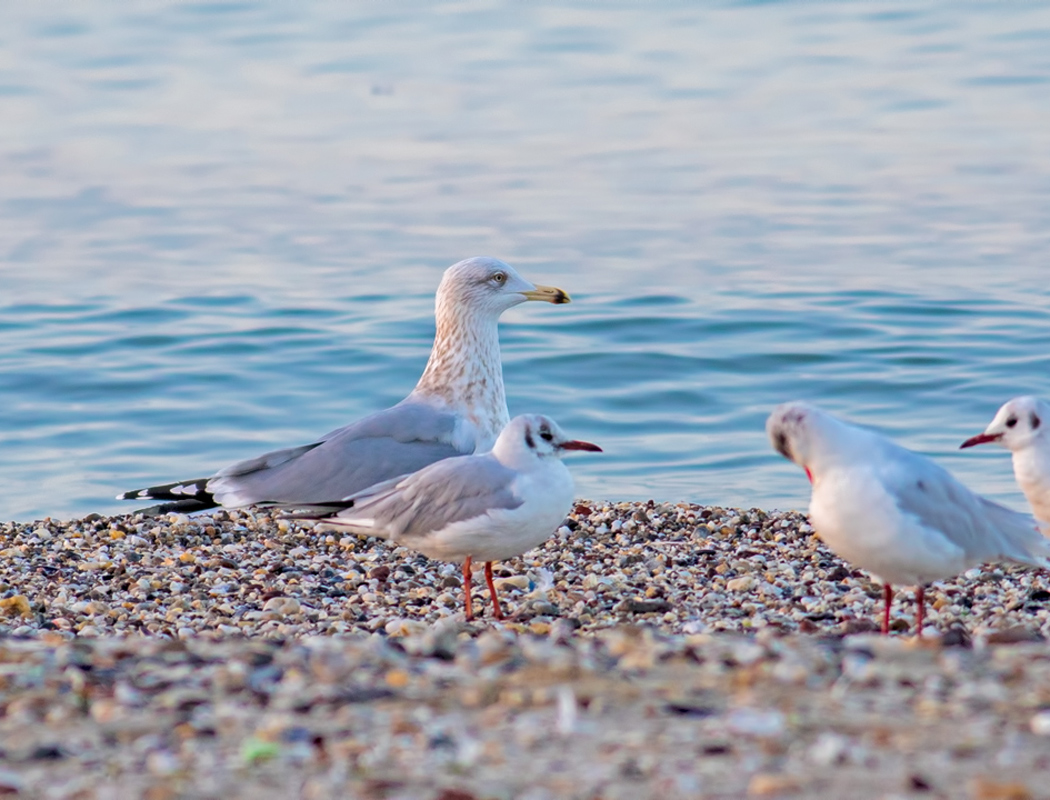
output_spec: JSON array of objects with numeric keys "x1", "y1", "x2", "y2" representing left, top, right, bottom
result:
[{"x1": 2, "y1": 2, "x2": 1049, "y2": 521}]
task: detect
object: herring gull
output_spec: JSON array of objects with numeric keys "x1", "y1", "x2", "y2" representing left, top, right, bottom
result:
[{"x1": 118, "y1": 257, "x2": 570, "y2": 513}]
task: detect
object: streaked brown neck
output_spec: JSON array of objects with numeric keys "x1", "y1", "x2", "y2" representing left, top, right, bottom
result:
[{"x1": 410, "y1": 300, "x2": 509, "y2": 445}]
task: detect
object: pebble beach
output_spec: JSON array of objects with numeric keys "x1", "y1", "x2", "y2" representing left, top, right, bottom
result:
[{"x1": 1, "y1": 502, "x2": 1050, "y2": 798}]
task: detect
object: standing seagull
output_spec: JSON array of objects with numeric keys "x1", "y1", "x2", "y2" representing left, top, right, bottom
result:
[
  {"x1": 118, "y1": 257, "x2": 569, "y2": 513},
  {"x1": 767, "y1": 401, "x2": 1050, "y2": 636},
  {"x1": 960, "y1": 396, "x2": 1050, "y2": 528},
  {"x1": 292, "y1": 414, "x2": 601, "y2": 621}
]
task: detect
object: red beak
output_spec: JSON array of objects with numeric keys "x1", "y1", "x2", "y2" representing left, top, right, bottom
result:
[
  {"x1": 960, "y1": 432, "x2": 1002, "y2": 449},
  {"x1": 559, "y1": 440, "x2": 602, "y2": 453}
]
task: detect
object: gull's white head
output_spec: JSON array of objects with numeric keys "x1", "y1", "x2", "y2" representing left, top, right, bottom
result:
[
  {"x1": 437, "y1": 257, "x2": 570, "y2": 319},
  {"x1": 413, "y1": 258, "x2": 569, "y2": 437},
  {"x1": 961, "y1": 396, "x2": 1049, "y2": 453},
  {"x1": 492, "y1": 414, "x2": 601, "y2": 467},
  {"x1": 767, "y1": 401, "x2": 847, "y2": 482}
]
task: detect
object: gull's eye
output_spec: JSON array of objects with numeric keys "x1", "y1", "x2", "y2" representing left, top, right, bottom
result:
[
  {"x1": 1006, "y1": 416, "x2": 1018, "y2": 429},
  {"x1": 1032, "y1": 414, "x2": 1041, "y2": 430},
  {"x1": 540, "y1": 428, "x2": 554, "y2": 442},
  {"x1": 491, "y1": 272, "x2": 507, "y2": 285}
]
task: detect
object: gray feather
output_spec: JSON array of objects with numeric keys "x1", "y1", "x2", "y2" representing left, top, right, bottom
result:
[
  {"x1": 885, "y1": 443, "x2": 1050, "y2": 568},
  {"x1": 208, "y1": 401, "x2": 464, "y2": 506},
  {"x1": 216, "y1": 442, "x2": 324, "y2": 477},
  {"x1": 323, "y1": 454, "x2": 524, "y2": 542}
]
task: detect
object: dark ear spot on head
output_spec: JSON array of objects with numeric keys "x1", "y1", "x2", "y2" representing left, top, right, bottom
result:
[
  {"x1": 524, "y1": 428, "x2": 535, "y2": 450},
  {"x1": 1032, "y1": 414, "x2": 1041, "y2": 431},
  {"x1": 774, "y1": 431, "x2": 791, "y2": 459}
]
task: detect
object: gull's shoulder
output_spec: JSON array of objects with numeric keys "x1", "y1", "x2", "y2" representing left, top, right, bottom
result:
[{"x1": 317, "y1": 398, "x2": 461, "y2": 446}]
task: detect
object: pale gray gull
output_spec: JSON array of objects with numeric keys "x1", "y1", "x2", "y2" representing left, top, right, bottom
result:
[
  {"x1": 291, "y1": 413, "x2": 601, "y2": 621},
  {"x1": 118, "y1": 257, "x2": 570, "y2": 513},
  {"x1": 768, "y1": 401, "x2": 1050, "y2": 637},
  {"x1": 961, "y1": 396, "x2": 1050, "y2": 528}
]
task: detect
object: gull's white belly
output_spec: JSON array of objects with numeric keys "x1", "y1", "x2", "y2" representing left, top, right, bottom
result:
[
  {"x1": 809, "y1": 474, "x2": 969, "y2": 586},
  {"x1": 409, "y1": 463, "x2": 574, "y2": 563}
]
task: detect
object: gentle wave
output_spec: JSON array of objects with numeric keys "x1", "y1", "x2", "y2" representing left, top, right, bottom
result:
[{"x1": 3, "y1": 3, "x2": 1050, "y2": 519}]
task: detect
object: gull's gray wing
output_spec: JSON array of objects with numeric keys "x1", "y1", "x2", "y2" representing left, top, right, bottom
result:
[
  {"x1": 322, "y1": 453, "x2": 524, "y2": 542},
  {"x1": 204, "y1": 400, "x2": 466, "y2": 507},
  {"x1": 881, "y1": 440, "x2": 1050, "y2": 568}
]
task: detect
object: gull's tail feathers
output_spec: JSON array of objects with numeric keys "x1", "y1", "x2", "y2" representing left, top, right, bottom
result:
[
  {"x1": 281, "y1": 500, "x2": 356, "y2": 520},
  {"x1": 979, "y1": 496, "x2": 1050, "y2": 570},
  {"x1": 281, "y1": 501, "x2": 392, "y2": 541}
]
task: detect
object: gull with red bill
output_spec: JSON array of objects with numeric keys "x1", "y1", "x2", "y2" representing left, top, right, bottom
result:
[
  {"x1": 768, "y1": 401, "x2": 1050, "y2": 637},
  {"x1": 288, "y1": 414, "x2": 601, "y2": 621},
  {"x1": 961, "y1": 396, "x2": 1050, "y2": 529}
]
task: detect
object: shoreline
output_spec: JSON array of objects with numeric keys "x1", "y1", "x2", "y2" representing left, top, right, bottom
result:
[
  {"x1": 2, "y1": 501, "x2": 1047, "y2": 641},
  {"x1": 1, "y1": 503, "x2": 1049, "y2": 798}
]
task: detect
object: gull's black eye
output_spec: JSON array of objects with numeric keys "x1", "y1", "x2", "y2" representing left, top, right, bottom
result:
[
  {"x1": 492, "y1": 272, "x2": 506, "y2": 285},
  {"x1": 1006, "y1": 416, "x2": 1018, "y2": 429},
  {"x1": 540, "y1": 428, "x2": 554, "y2": 442},
  {"x1": 1032, "y1": 414, "x2": 1041, "y2": 430}
]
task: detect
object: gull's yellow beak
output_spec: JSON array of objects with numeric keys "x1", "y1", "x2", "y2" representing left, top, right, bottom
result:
[{"x1": 521, "y1": 284, "x2": 571, "y2": 304}]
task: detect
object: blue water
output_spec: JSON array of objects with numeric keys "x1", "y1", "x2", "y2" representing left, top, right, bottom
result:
[{"x1": 2, "y1": 3, "x2": 1050, "y2": 521}]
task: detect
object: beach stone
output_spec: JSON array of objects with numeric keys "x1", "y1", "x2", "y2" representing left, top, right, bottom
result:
[
  {"x1": 727, "y1": 576, "x2": 756, "y2": 592},
  {"x1": 726, "y1": 708, "x2": 786, "y2": 738},
  {"x1": 1029, "y1": 711, "x2": 1050, "y2": 736},
  {"x1": 748, "y1": 774, "x2": 803, "y2": 796},
  {"x1": 0, "y1": 595, "x2": 32, "y2": 619},
  {"x1": 262, "y1": 597, "x2": 301, "y2": 616}
]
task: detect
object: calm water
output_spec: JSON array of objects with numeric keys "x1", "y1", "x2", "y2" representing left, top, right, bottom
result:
[{"x1": 2, "y1": 3, "x2": 1050, "y2": 521}]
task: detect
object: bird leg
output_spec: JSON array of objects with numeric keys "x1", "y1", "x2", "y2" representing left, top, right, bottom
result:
[
  {"x1": 463, "y1": 556, "x2": 474, "y2": 622},
  {"x1": 882, "y1": 583, "x2": 893, "y2": 635},
  {"x1": 484, "y1": 561, "x2": 504, "y2": 620},
  {"x1": 915, "y1": 586, "x2": 925, "y2": 639}
]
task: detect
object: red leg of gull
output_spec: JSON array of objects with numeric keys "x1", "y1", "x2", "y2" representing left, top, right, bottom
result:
[
  {"x1": 463, "y1": 556, "x2": 474, "y2": 622},
  {"x1": 882, "y1": 583, "x2": 893, "y2": 635},
  {"x1": 916, "y1": 586, "x2": 925, "y2": 639},
  {"x1": 484, "y1": 561, "x2": 504, "y2": 620}
]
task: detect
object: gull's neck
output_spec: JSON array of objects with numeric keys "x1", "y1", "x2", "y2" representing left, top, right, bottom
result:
[
  {"x1": 409, "y1": 302, "x2": 509, "y2": 449},
  {"x1": 1013, "y1": 442, "x2": 1050, "y2": 526}
]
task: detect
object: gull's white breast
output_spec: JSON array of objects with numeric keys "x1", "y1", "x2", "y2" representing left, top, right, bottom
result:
[
  {"x1": 1014, "y1": 448, "x2": 1050, "y2": 527},
  {"x1": 808, "y1": 467, "x2": 970, "y2": 586},
  {"x1": 405, "y1": 460, "x2": 574, "y2": 563}
]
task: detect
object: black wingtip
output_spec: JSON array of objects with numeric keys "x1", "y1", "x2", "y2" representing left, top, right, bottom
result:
[{"x1": 116, "y1": 478, "x2": 218, "y2": 513}]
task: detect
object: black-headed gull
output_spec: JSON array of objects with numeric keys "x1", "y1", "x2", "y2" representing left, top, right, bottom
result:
[
  {"x1": 768, "y1": 401, "x2": 1050, "y2": 636},
  {"x1": 961, "y1": 396, "x2": 1050, "y2": 528},
  {"x1": 291, "y1": 413, "x2": 600, "y2": 621},
  {"x1": 118, "y1": 258, "x2": 569, "y2": 513}
]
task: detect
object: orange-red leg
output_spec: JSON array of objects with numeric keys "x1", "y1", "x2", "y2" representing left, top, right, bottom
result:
[
  {"x1": 882, "y1": 583, "x2": 893, "y2": 635},
  {"x1": 915, "y1": 586, "x2": 925, "y2": 639},
  {"x1": 484, "y1": 561, "x2": 504, "y2": 620},
  {"x1": 463, "y1": 556, "x2": 474, "y2": 621}
]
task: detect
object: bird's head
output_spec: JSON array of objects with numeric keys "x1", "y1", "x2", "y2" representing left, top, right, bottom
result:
[
  {"x1": 766, "y1": 401, "x2": 833, "y2": 483},
  {"x1": 437, "y1": 257, "x2": 569, "y2": 319},
  {"x1": 494, "y1": 414, "x2": 601, "y2": 465},
  {"x1": 961, "y1": 396, "x2": 1047, "y2": 453}
]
